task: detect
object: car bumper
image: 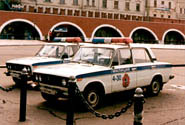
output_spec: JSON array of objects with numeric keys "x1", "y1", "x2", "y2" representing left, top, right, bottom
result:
[{"x1": 39, "y1": 83, "x2": 69, "y2": 99}]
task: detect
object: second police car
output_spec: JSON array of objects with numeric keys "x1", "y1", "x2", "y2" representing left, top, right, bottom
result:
[
  {"x1": 6, "y1": 37, "x2": 82, "y2": 86},
  {"x1": 33, "y1": 38, "x2": 174, "y2": 108}
]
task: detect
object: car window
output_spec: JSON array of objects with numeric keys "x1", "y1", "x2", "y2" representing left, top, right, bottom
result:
[
  {"x1": 112, "y1": 51, "x2": 119, "y2": 66},
  {"x1": 37, "y1": 45, "x2": 65, "y2": 58},
  {"x1": 72, "y1": 47, "x2": 113, "y2": 66},
  {"x1": 71, "y1": 45, "x2": 79, "y2": 56},
  {"x1": 119, "y1": 49, "x2": 132, "y2": 65},
  {"x1": 64, "y1": 46, "x2": 74, "y2": 57},
  {"x1": 132, "y1": 48, "x2": 151, "y2": 63}
]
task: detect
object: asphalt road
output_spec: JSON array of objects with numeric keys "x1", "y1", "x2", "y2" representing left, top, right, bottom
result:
[{"x1": 0, "y1": 44, "x2": 185, "y2": 125}]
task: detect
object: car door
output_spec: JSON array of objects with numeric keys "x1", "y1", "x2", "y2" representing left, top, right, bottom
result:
[
  {"x1": 111, "y1": 48, "x2": 137, "y2": 93},
  {"x1": 132, "y1": 48, "x2": 155, "y2": 87}
]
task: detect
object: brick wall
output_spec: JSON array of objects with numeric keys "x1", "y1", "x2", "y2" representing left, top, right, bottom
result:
[{"x1": 0, "y1": 11, "x2": 184, "y2": 41}]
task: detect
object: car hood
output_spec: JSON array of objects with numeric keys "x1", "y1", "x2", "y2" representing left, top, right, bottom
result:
[
  {"x1": 34, "y1": 62, "x2": 111, "y2": 78},
  {"x1": 6, "y1": 57, "x2": 63, "y2": 66}
]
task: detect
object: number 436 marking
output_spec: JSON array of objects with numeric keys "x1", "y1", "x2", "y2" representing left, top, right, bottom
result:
[{"x1": 112, "y1": 75, "x2": 121, "y2": 81}]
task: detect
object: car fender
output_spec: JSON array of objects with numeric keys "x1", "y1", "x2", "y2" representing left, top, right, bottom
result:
[
  {"x1": 76, "y1": 78, "x2": 108, "y2": 95},
  {"x1": 150, "y1": 72, "x2": 163, "y2": 84}
]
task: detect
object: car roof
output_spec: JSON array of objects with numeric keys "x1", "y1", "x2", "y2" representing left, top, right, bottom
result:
[
  {"x1": 80, "y1": 43, "x2": 149, "y2": 49},
  {"x1": 44, "y1": 42, "x2": 150, "y2": 50},
  {"x1": 45, "y1": 42, "x2": 80, "y2": 46}
]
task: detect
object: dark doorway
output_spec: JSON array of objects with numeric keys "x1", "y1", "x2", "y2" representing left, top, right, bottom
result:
[
  {"x1": 94, "y1": 27, "x2": 121, "y2": 37},
  {"x1": 0, "y1": 21, "x2": 40, "y2": 40},
  {"x1": 164, "y1": 31, "x2": 185, "y2": 45},
  {"x1": 132, "y1": 29, "x2": 157, "y2": 44}
]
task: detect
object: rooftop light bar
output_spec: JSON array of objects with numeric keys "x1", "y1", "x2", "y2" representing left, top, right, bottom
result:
[
  {"x1": 92, "y1": 37, "x2": 133, "y2": 44},
  {"x1": 53, "y1": 37, "x2": 83, "y2": 43}
]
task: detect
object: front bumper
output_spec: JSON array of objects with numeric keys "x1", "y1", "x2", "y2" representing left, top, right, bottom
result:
[
  {"x1": 5, "y1": 70, "x2": 32, "y2": 80},
  {"x1": 40, "y1": 83, "x2": 69, "y2": 99}
]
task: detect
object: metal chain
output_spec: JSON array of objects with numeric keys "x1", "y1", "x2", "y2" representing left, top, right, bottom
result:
[
  {"x1": 0, "y1": 84, "x2": 17, "y2": 92},
  {"x1": 73, "y1": 84, "x2": 134, "y2": 120}
]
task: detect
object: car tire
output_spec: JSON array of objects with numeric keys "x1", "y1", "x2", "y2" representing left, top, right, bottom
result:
[
  {"x1": 83, "y1": 88, "x2": 102, "y2": 109},
  {"x1": 41, "y1": 92, "x2": 57, "y2": 102},
  {"x1": 148, "y1": 78, "x2": 161, "y2": 96}
]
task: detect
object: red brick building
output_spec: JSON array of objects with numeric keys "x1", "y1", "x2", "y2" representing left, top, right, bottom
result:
[{"x1": 0, "y1": 11, "x2": 184, "y2": 44}]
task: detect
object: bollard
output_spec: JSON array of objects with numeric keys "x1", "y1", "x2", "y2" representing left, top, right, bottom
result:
[
  {"x1": 66, "y1": 76, "x2": 76, "y2": 125},
  {"x1": 19, "y1": 74, "x2": 28, "y2": 122},
  {"x1": 134, "y1": 88, "x2": 144, "y2": 125}
]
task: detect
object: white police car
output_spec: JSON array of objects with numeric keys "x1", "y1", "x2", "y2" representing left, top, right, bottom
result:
[
  {"x1": 33, "y1": 38, "x2": 174, "y2": 108},
  {"x1": 6, "y1": 38, "x2": 83, "y2": 86}
]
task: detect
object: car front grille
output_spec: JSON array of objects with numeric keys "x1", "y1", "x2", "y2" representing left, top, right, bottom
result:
[
  {"x1": 6, "y1": 63, "x2": 31, "y2": 72},
  {"x1": 6, "y1": 63, "x2": 32, "y2": 73},
  {"x1": 33, "y1": 73, "x2": 69, "y2": 87}
]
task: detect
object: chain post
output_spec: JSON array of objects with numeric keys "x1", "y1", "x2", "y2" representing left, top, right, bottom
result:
[
  {"x1": 19, "y1": 73, "x2": 28, "y2": 122},
  {"x1": 133, "y1": 88, "x2": 144, "y2": 125},
  {"x1": 66, "y1": 76, "x2": 76, "y2": 125}
]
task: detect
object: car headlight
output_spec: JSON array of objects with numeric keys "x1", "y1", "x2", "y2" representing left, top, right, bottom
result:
[
  {"x1": 27, "y1": 67, "x2": 31, "y2": 72},
  {"x1": 61, "y1": 79, "x2": 67, "y2": 86},
  {"x1": 39, "y1": 75, "x2": 42, "y2": 82},
  {"x1": 7, "y1": 65, "x2": 11, "y2": 70},
  {"x1": 35, "y1": 74, "x2": 39, "y2": 81},
  {"x1": 22, "y1": 67, "x2": 27, "y2": 73},
  {"x1": 22, "y1": 66, "x2": 31, "y2": 74}
]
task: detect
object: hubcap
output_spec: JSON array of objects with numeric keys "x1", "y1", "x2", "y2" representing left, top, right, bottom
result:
[
  {"x1": 87, "y1": 91, "x2": 99, "y2": 107},
  {"x1": 152, "y1": 81, "x2": 160, "y2": 94}
]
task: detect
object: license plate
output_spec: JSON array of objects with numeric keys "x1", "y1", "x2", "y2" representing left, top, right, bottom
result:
[
  {"x1": 10, "y1": 72, "x2": 20, "y2": 78},
  {"x1": 40, "y1": 87, "x2": 57, "y2": 95}
]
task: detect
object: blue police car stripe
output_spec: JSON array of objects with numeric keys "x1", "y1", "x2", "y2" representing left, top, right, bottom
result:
[
  {"x1": 76, "y1": 70, "x2": 112, "y2": 78},
  {"x1": 76, "y1": 64, "x2": 172, "y2": 79},
  {"x1": 136, "y1": 66, "x2": 151, "y2": 71},
  {"x1": 32, "y1": 61, "x2": 63, "y2": 66}
]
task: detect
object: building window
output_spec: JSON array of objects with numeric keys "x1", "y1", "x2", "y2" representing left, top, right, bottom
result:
[
  {"x1": 86, "y1": 0, "x2": 89, "y2": 6},
  {"x1": 114, "y1": 1, "x2": 119, "y2": 9},
  {"x1": 92, "y1": 0, "x2": 95, "y2": 7},
  {"x1": 125, "y1": 2, "x2": 130, "y2": 11},
  {"x1": 180, "y1": 8, "x2": 182, "y2": 14},
  {"x1": 154, "y1": 0, "x2": 157, "y2": 7},
  {"x1": 44, "y1": 0, "x2": 51, "y2": 2},
  {"x1": 168, "y1": 15, "x2": 171, "y2": 18},
  {"x1": 169, "y1": 2, "x2": 171, "y2": 9},
  {"x1": 136, "y1": 3, "x2": 140, "y2": 11},
  {"x1": 102, "y1": 0, "x2": 107, "y2": 8},
  {"x1": 153, "y1": 14, "x2": 157, "y2": 17},
  {"x1": 73, "y1": 0, "x2": 78, "y2": 5},
  {"x1": 161, "y1": 15, "x2": 164, "y2": 18},
  {"x1": 161, "y1": 1, "x2": 164, "y2": 5},
  {"x1": 60, "y1": 0, "x2": 65, "y2": 4}
]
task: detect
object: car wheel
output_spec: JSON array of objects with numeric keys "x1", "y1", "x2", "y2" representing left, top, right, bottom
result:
[
  {"x1": 41, "y1": 92, "x2": 57, "y2": 102},
  {"x1": 148, "y1": 78, "x2": 161, "y2": 96},
  {"x1": 83, "y1": 88, "x2": 102, "y2": 109}
]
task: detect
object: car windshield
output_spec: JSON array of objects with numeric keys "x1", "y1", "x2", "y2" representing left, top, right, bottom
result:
[
  {"x1": 72, "y1": 47, "x2": 114, "y2": 66},
  {"x1": 36, "y1": 45, "x2": 65, "y2": 58}
]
